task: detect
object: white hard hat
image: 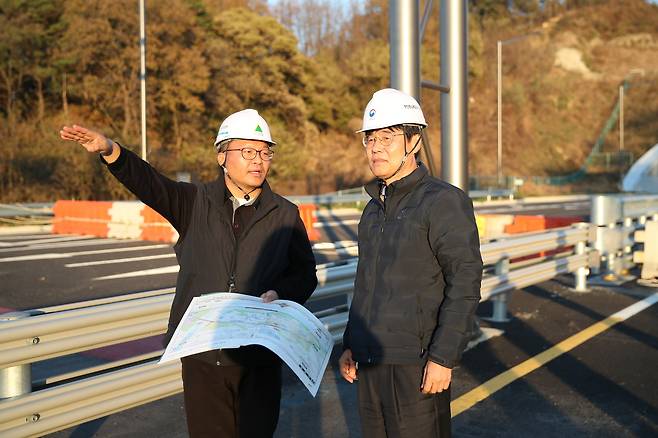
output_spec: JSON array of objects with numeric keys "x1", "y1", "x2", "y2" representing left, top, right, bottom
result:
[
  {"x1": 214, "y1": 109, "x2": 276, "y2": 147},
  {"x1": 356, "y1": 88, "x2": 427, "y2": 133}
]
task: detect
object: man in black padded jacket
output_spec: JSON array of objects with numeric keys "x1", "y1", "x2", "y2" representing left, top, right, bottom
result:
[
  {"x1": 338, "y1": 89, "x2": 483, "y2": 438},
  {"x1": 60, "y1": 109, "x2": 318, "y2": 438}
]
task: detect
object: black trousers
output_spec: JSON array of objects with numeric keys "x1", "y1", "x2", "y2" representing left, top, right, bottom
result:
[
  {"x1": 181, "y1": 357, "x2": 282, "y2": 438},
  {"x1": 357, "y1": 363, "x2": 451, "y2": 438}
]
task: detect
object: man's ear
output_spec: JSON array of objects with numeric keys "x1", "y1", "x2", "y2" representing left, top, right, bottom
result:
[{"x1": 217, "y1": 151, "x2": 226, "y2": 167}]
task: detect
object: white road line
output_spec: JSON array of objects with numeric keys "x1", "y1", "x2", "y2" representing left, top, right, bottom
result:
[
  {"x1": 314, "y1": 219, "x2": 359, "y2": 227},
  {"x1": 0, "y1": 235, "x2": 96, "y2": 247},
  {"x1": 66, "y1": 253, "x2": 175, "y2": 267},
  {"x1": 0, "y1": 233, "x2": 60, "y2": 241},
  {"x1": 0, "y1": 238, "x2": 140, "y2": 254},
  {"x1": 94, "y1": 265, "x2": 180, "y2": 280},
  {"x1": 312, "y1": 241, "x2": 358, "y2": 250},
  {"x1": 0, "y1": 244, "x2": 171, "y2": 263}
]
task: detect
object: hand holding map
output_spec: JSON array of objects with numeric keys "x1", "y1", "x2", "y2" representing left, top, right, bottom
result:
[{"x1": 159, "y1": 293, "x2": 333, "y2": 396}]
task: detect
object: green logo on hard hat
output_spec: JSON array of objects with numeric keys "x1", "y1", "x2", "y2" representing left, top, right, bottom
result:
[{"x1": 255, "y1": 125, "x2": 263, "y2": 133}]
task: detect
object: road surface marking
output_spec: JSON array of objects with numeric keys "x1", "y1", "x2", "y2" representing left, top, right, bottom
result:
[
  {"x1": 67, "y1": 253, "x2": 175, "y2": 267},
  {"x1": 0, "y1": 238, "x2": 132, "y2": 253},
  {"x1": 0, "y1": 244, "x2": 170, "y2": 262},
  {"x1": 94, "y1": 265, "x2": 180, "y2": 280},
  {"x1": 451, "y1": 292, "x2": 658, "y2": 417}
]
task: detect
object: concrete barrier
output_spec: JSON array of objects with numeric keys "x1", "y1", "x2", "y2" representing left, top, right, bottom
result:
[{"x1": 53, "y1": 200, "x2": 316, "y2": 244}]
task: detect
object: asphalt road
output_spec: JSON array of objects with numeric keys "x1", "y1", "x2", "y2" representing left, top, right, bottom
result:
[
  {"x1": 3, "y1": 215, "x2": 656, "y2": 437},
  {"x1": 41, "y1": 277, "x2": 657, "y2": 438}
]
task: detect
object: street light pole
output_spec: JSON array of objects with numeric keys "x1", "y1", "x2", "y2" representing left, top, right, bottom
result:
[
  {"x1": 619, "y1": 85, "x2": 624, "y2": 152},
  {"x1": 497, "y1": 40, "x2": 502, "y2": 184},
  {"x1": 139, "y1": 0, "x2": 147, "y2": 161},
  {"x1": 389, "y1": 0, "x2": 420, "y2": 100},
  {"x1": 496, "y1": 31, "x2": 543, "y2": 187},
  {"x1": 440, "y1": 0, "x2": 469, "y2": 192}
]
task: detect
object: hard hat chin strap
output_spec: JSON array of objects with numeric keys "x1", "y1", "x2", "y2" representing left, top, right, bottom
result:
[
  {"x1": 380, "y1": 135, "x2": 422, "y2": 183},
  {"x1": 223, "y1": 167, "x2": 262, "y2": 201}
]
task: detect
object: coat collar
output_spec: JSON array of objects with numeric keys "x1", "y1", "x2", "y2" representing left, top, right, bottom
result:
[
  {"x1": 208, "y1": 167, "x2": 273, "y2": 206},
  {"x1": 207, "y1": 167, "x2": 277, "y2": 226},
  {"x1": 364, "y1": 162, "x2": 428, "y2": 203}
]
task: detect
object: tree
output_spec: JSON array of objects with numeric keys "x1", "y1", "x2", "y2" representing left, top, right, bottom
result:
[
  {"x1": 0, "y1": 0, "x2": 63, "y2": 125},
  {"x1": 144, "y1": 0, "x2": 210, "y2": 154}
]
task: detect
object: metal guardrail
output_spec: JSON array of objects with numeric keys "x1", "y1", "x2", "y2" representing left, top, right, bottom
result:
[
  {"x1": 286, "y1": 189, "x2": 515, "y2": 206},
  {"x1": 590, "y1": 194, "x2": 658, "y2": 280},
  {"x1": 0, "y1": 203, "x2": 53, "y2": 218},
  {"x1": 0, "y1": 224, "x2": 594, "y2": 436},
  {"x1": 0, "y1": 361, "x2": 182, "y2": 437}
]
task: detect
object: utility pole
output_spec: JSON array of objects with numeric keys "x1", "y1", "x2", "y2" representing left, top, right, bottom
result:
[
  {"x1": 389, "y1": 0, "x2": 420, "y2": 100},
  {"x1": 139, "y1": 0, "x2": 147, "y2": 161},
  {"x1": 440, "y1": 0, "x2": 469, "y2": 192},
  {"x1": 619, "y1": 85, "x2": 624, "y2": 152},
  {"x1": 497, "y1": 40, "x2": 502, "y2": 184}
]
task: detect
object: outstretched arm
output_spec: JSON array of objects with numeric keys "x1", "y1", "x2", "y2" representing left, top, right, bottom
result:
[
  {"x1": 59, "y1": 124, "x2": 196, "y2": 236},
  {"x1": 60, "y1": 125, "x2": 120, "y2": 163}
]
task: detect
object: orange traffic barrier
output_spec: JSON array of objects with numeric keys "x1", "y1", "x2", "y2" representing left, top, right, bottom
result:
[
  {"x1": 504, "y1": 215, "x2": 583, "y2": 234},
  {"x1": 504, "y1": 215, "x2": 584, "y2": 262},
  {"x1": 299, "y1": 204, "x2": 320, "y2": 241},
  {"x1": 52, "y1": 200, "x2": 111, "y2": 237},
  {"x1": 140, "y1": 206, "x2": 177, "y2": 242}
]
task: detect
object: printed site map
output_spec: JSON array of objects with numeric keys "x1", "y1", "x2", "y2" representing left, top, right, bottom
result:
[{"x1": 159, "y1": 293, "x2": 333, "y2": 396}]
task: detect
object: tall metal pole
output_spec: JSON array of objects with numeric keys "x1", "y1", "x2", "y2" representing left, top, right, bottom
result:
[
  {"x1": 139, "y1": 0, "x2": 147, "y2": 161},
  {"x1": 389, "y1": 0, "x2": 420, "y2": 100},
  {"x1": 440, "y1": 0, "x2": 469, "y2": 192},
  {"x1": 497, "y1": 40, "x2": 502, "y2": 184},
  {"x1": 619, "y1": 85, "x2": 624, "y2": 152}
]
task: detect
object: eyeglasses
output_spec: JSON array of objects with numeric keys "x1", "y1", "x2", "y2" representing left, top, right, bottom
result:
[
  {"x1": 362, "y1": 132, "x2": 404, "y2": 148},
  {"x1": 224, "y1": 147, "x2": 274, "y2": 161}
]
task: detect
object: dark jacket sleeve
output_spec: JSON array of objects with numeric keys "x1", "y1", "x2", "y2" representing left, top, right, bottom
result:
[
  {"x1": 103, "y1": 146, "x2": 197, "y2": 237},
  {"x1": 427, "y1": 188, "x2": 483, "y2": 368},
  {"x1": 272, "y1": 211, "x2": 318, "y2": 305}
]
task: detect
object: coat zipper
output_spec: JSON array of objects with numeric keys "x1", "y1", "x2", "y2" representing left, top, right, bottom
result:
[
  {"x1": 228, "y1": 233, "x2": 240, "y2": 292},
  {"x1": 226, "y1": 203, "x2": 275, "y2": 293},
  {"x1": 417, "y1": 294, "x2": 426, "y2": 357},
  {"x1": 363, "y1": 196, "x2": 386, "y2": 362},
  {"x1": 228, "y1": 221, "x2": 239, "y2": 292}
]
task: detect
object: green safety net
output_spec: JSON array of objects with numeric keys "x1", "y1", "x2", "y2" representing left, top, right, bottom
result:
[{"x1": 532, "y1": 79, "x2": 631, "y2": 185}]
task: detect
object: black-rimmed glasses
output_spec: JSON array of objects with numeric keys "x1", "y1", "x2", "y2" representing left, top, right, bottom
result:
[{"x1": 224, "y1": 147, "x2": 274, "y2": 161}]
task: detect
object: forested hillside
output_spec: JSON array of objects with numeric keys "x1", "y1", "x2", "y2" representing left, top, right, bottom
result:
[{"x1": 1, "y1": 0, "x2": 657, "y2": 201}]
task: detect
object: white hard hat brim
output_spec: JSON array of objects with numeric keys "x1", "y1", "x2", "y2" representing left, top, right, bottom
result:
[
  {"x1": 355, "y1": 122, "x2": 427, "y2": 134},
  {"x1": 214, "y1": 137, "x2": 276, "y2": 147}
]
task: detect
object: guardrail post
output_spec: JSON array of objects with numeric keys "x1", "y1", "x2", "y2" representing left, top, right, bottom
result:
[
  {"x1": 0, "y1": 312, "x2": 32, "y2": 399},
  {"x1": 634, "y1": 219, "x2": 658, "y2": 287},
  {"x1": 573, "y1": 224, "x2": 589, "y2": 292},
  {"x1": 622, "y1": 215, "x2": 635, "y2": 273},
  {"x1": 488, "y1": 258, "x2": 511, "y2": 323},
  {"x1": 590, "y1": 194, "x2": 631, "y2": 284}
]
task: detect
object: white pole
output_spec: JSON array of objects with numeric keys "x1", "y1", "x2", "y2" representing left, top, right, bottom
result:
[
  {"x1": 139, "y1": 0, "x2": 147, "y2": 161},
  {"x1": 497, "y1": 40, "x2": 502, "y2": 185},
  {"x1": 440, "y1": 0, "x2": 469, "y2": 192},
  {"x1": 619, "y1": 85, "x2": 624, "y2": 152},
  {"x1": 389, "y1": 0, "x2": 420, "y2": 99}
]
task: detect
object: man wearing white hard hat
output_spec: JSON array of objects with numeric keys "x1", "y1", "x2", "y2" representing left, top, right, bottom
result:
[
  {"x1": 339, "y1": 88, "x2": 483, "y2": 437},
  {"x1": 60, "y1": 109, "x2": 317, "y2": 437}
]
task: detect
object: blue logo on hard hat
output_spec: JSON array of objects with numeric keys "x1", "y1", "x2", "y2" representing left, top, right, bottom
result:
[{"x1": 369, "y1": 109, "x2": 376, "y2": 118}]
